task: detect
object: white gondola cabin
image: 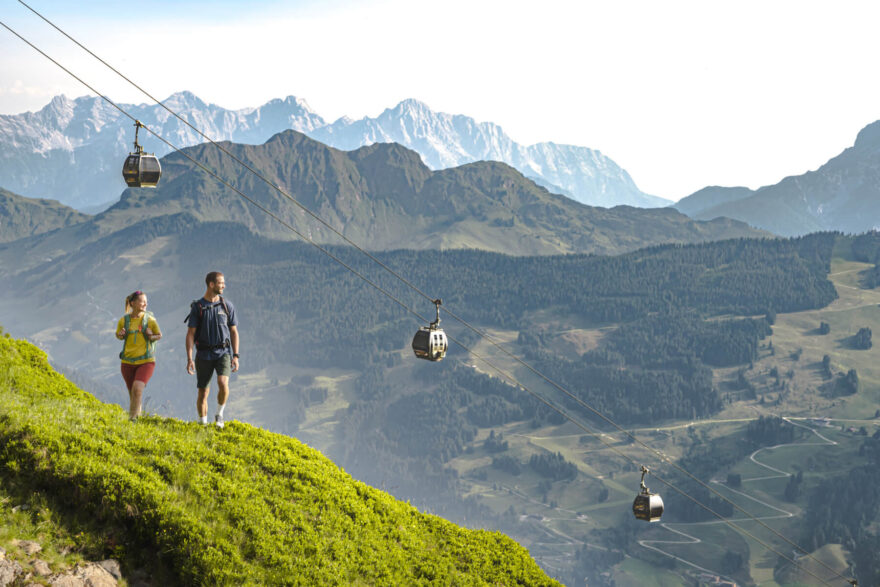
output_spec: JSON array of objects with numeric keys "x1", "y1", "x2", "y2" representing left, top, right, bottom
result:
[{"x1": 412, "y1": 299, "x2": 448, "y2": 361}]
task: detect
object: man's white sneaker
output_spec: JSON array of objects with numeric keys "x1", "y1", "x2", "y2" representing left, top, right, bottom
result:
[{"x1": 215, "y1": 414, "x2": 225, "y2": 429}]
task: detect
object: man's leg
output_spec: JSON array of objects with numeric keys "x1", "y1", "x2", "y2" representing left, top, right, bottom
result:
[
  {"x1": 195, "y1": 358, "x2": 215, "y2": 423},
  {"x1": 217, "y1": 375, "x2": 229, "y2": 406},
  {"x1": 197, "y1": 387, "x2": 211, "y2": 420},
  {"x1": 213, "y1": 354, "x2": 232, "y2": 427},
  {"x1": 215, "y1": 376, "x2": 229, "y2": 427}
]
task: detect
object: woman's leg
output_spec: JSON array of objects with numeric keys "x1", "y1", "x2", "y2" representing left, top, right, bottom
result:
[
  {"x1": 130, "y1": 380, "x2": 145, "y2": 418},
  {"x1": 129, "y1": 362, "x2": 156, "y2": 420},
  {"x1": 120, "y1": 363, "x2": 136, "y2": 395}
]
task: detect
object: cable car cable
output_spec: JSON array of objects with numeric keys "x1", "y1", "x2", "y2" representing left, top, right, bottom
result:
[
  {"x1": 0, "y1": 19, "x2": 443, "y2": 344},
  {"x1": 15, "y1": 0, "x2": 451, "y2": 310},
  {"x1": 2, "y1": 14, "x2": 857, "y2": 586}
]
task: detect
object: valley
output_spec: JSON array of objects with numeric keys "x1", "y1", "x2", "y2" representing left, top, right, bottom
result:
[
  {"x1": 3, "y1": 215, "x2": 876, "y2": 584},
  {"x1": 427, "y1": 254, "x2": 880, "y2": 585},
  {"x1": 0, "y1": 132, "x2": 877, "y2": 586}
]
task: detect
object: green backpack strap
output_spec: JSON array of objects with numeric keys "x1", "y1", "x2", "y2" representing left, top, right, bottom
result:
[{"x1": 119, "y1": 311, "x2": 156, "y2": 362}]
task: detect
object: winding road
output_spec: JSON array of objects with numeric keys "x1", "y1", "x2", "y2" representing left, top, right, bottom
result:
[{"x1": 637, "y1": 416, "x2": 841, "y2": 584}]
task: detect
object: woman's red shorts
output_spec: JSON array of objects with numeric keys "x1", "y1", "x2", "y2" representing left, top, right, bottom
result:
[{"x1": 120, "y1": 362, "x2": 155, "y2": 390}]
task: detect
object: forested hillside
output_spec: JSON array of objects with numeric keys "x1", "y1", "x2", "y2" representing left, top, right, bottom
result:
[{"x1": 0, "y1": 210, "x2": 847, "y2": 583}]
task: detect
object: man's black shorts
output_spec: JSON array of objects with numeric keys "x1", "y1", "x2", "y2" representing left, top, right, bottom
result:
[{"x1": 195, "y1": 354, "x2": 232, "y2": 388}]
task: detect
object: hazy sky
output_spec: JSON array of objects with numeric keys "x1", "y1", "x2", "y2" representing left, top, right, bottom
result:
[{"x1": 2, "y1": 0, "x2": 879, "y2": 202}]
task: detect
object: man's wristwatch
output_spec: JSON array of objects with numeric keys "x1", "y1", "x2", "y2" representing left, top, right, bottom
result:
[{"x1": 233, "y1": 353, "x2": 240, "y2": 358}]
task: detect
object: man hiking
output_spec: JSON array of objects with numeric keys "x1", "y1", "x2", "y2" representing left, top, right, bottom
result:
[{"x1": 186, "y1": 271, "x2": 239, "y2": 428}]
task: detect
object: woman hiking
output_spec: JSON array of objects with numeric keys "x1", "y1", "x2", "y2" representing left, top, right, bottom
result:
[{"x1": 116, "y1": 290, "x2": 162, "y2": 421}]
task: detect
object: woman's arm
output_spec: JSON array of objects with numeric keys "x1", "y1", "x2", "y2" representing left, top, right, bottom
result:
[{"x1": 146, "y1": 318, "x2": 162, "y2": 342}]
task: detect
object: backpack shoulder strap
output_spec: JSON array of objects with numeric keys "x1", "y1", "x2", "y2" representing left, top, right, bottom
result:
[
  {"x1": 184, "y1": 299, "x2": 201, "y2": 323},
  {"x1": 142, "y1": 311, "x2": 154, "y2": 333},
  {"x1": 119, "y1": 314, "x2": 130, "y2": 360},
  {"x1": 219, "y1": 296, "x2": 231, "y2": 325}
]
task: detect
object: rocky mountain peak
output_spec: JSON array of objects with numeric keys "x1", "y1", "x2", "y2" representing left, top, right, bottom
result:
[
  {"x1": 41, "y1": 94, "x2": 76, "y2": 126},
  {"x1": 389, "y1": 98, "x2": 433, "y2": 117},
  {"x1": 163, "y1": 90, "x2": 207, "y2": 110},
  {"x1": 854, "y1": 120, "x2": 880, "y2": 152},
  {"x1": 283, "y1": 95, "x2": 315, "y2": 112},
  {"x1": 47, "y1": 94, "x2": 73, "y2": 110}
]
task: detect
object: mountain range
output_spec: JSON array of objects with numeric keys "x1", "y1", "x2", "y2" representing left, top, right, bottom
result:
[
  {"x1": 674, "y1": 121, "x2": 880, "y2": 236},
  {"x1": 0, "y1": 91, "x2": 667, "y2": 211},
  {"x1": 1, "y1": 124, "x2": 875, "y2": 584},
  {"x1": 0, "y1": 130, "x2": 763, "y2": 262}
]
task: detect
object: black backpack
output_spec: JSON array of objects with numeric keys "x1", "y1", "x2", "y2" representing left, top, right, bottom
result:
[{"x1": 185, "y1": 297, "x2": 231, "y2": 350}]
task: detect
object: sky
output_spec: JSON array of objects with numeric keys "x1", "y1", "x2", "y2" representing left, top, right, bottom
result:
[{"x1": 2, "y1": 0, "x2": 880, "y2": 202}]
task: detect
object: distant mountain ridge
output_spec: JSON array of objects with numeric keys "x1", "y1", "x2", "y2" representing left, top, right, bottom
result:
[
  {"x1": 0, "y1": 92, "x2": 667, "y2": 211},
  {"x1": 310, "y1": 99, "x2": 668, "y2": 208},
  {"x1": 92, "y1": 130, "x2": 762, "y2": 257},
  {"x1": 0, "y1": 187, "x2": 88, "y2": 243},
  {"x1": 674, "y1": 121, "x2": 880, "y2": 236}
]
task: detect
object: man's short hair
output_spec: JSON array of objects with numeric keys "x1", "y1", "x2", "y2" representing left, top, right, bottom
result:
[{"x1": 206, "y1": 271, "x2": 224, "y2": 287}]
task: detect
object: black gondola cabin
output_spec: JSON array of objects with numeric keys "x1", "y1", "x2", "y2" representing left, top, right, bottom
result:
[
  {"x1": 122, "y1": 121, "x2": 161, "y2": 188},
  {"x1": 632, "y1": 492, "x2": 664, "y2": 522},
  {"x1": 633, "y1": 465, "x2": 664, "y2": 522}
]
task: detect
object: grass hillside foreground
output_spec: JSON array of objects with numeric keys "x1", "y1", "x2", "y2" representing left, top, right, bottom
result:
[{"x1": 0, "y1": 334, "x2": 559, "y2": 586}]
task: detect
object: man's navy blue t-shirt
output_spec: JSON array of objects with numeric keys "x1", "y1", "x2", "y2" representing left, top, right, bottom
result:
[{"x1": 187, "y1": 297, "x2": 237, "y2": 360}]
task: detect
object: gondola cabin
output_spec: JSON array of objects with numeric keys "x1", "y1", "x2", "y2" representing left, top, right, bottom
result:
[
  {"x1": 633, "y1": 465, "x2": 664, "y2": 522},
  {"x1": 632, "y1": 491, "x2": 664, "y2": 522},
  {"x1": 122, "y1": 120, "x2": 161, "y2": 188},
  {"x1": 412, "y1": 298, "x2": 448, "y2": 361},
  {"x1": 412, "y1": 326, "x2": 448, "y2": 361},
  {"x1": 122, "y1": 152, "x2": 161, "y2": 187}
]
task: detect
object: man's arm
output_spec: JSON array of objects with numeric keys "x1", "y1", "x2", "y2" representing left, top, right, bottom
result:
[
  {"x1": 186, "y1": 327, "x2": 196, "y2": 374},
  {"x1": 230, "y1": 325, "x2": 239, "y2": 373}
]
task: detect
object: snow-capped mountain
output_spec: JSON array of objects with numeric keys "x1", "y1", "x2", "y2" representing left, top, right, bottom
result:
[
  {"x1": 310, "y1": 99, "x2": 669, "y2": 208},
  {"x1": 0, "y1": 93, "x2": 667, "y2": 211},
  {"x1": 0, "y1": 92, "x2": 326, "y2": 210}
]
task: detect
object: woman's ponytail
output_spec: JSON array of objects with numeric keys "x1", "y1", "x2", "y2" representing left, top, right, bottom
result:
[{"x1": 125, "y1": 290, "x2": 144, "y2": 314}]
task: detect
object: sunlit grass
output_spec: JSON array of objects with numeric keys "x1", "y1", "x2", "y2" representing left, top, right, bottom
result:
[{"x1": 0, "y1": 335, "x2": 559, "y2": 586}]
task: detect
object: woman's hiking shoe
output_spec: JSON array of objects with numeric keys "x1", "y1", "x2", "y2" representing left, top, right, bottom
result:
[{"x1": 215, "y1": 414, "x2": 224, "y2": 429}]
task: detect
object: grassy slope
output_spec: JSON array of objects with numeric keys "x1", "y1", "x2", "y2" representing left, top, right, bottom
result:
[
  {"x1": 0, "y1": 187, "x2": 89, "y2": 244},
  {"x1": 0, "y1": 335, "x2": 559, "y2": 586}
]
